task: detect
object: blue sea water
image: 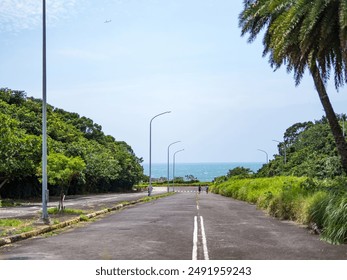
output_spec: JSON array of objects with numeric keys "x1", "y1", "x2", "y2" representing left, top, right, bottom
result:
[{"x1": 142, "y1": 162, "x2": 264, "y2": 182}]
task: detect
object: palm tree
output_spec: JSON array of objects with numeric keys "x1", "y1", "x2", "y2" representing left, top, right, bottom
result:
[{"x1": 239, "y1": 0, "x2": 347, "y2": 174}]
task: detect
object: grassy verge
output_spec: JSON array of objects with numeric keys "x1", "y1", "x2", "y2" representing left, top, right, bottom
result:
[
  {"x1": 47, "y1": 207, "x2": 86, "y2": 215},
  {"x1": 210, "y1": 176, "x2": 347, "y2": 245},
  {"x1": 0, "y1": 219, "x2": 34, "y2": 237}
]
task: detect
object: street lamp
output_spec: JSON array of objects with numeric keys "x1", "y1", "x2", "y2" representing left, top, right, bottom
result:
[
  {"x1": 149, "y1": 111, "x2": 171, "y2": 193},
  {"x1": 167, "y1": 141, "x2": 181, "y2": 193},
  {"x1": 173, "y1": 149, "x2": 184, "y2": 191},
  {"x1": 273, "y1": 139, "x2": 286, "y2": 164},
  {"x1": 257, "y1": 149, "x2": 268, "y2": 163},
  {"x1": 41, "y1": 0, "x2": 49, "y2": 223}
]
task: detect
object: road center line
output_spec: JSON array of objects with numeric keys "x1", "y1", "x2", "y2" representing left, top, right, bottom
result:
[
  {"x1": 192, "y1": 216, "x2": 209, "y2": 260},
  {"x1": 200, "y1": 216, "x2": 209, "y2": 260},
  {"x1": 192, "y1": 216, "x2": 198, "y2": 260}
]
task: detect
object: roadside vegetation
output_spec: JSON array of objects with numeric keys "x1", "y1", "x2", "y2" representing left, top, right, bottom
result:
[
  {"x1": 211, "y1": 176, "x2": 347, "y2": 244},
  {"x1": 231, "y1": 1, "x2": 347, "y2": 245},
  {"x1": 212, "y1": 117, "x2": 347, "y2": 245},
  {"x1": 0, "y1": 219, "x2": 34, "y2": 237},
  {"x1": 0, "y1": 88, "x2": 145, "y2": 200}
]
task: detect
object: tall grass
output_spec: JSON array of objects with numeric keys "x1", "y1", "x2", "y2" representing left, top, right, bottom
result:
[
  {"x1": 320, "y1": 195, "x2": 347, "y2": 244},
  {"x1": 211, "y1": 176, "x2": 347, "y2": 244}
]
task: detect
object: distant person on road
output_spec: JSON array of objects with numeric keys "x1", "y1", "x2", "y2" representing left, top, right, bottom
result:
[
  {"x1": 206, "y1": 186, "x2": 209, "y2": 194},
  {"x1": 198, "y1": 185, "x2": 201, "y2": 194}
]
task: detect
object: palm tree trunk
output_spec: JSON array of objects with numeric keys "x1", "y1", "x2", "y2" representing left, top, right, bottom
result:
[{"x1": 310, "y1": 63, "x2": 347, "y2": 174}]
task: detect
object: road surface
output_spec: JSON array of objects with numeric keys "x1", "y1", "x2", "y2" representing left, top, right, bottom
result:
[
  {"x1": 0, "y1": 187, "x2": 167, "y2": 219},
  {"x1": 0, "y1": 187, "x2": 346, "y2": 259}
]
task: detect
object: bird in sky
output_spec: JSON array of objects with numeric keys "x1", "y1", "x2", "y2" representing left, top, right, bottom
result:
[{"x1": 104, "y1": 20, "x2": 112, "y2": 23}]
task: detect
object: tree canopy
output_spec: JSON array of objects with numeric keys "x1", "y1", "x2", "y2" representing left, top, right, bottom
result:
[
  {"x1": 258, "y1": 115, "x2": 346, "y2": 179},
  {"x1": 0, "y1": 88, "x2": 144, "y2": 198}
]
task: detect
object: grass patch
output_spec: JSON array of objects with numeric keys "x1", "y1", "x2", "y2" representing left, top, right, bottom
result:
[
  {"x1": 14, "y1": 226, "x2": 34, "y2": 235},
  {"x1": 79, "y1": 215, "x2": 89, "y2": 222},
  {"x1": 0, "y1": 219, "x2": 23, "y2": 227},
  {"x1": 47, "y1": 207, "x2": 85, "y2": 215},
  {"x1": 0, "y1": 219, "x2": 34, "y2": 237}
]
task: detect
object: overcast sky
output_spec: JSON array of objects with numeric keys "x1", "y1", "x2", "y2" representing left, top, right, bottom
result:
[{"x1": 1, "y1": 0, "x2": 346, "y2": 164}]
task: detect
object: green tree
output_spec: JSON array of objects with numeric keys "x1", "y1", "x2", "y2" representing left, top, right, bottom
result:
[
  {"x1": 0, "y1": 88, "x2": 145, "y2": 198},
  {"x1": 38, "y1": 153, "x2": 86, "y2": 195},
  {"x1": 239, "y1": 0, "x2": 347, "y2": 174},
  {"x1": 257, "y1": 116, "x2": 344, "y2": 178},
  {"x1": 0, "y1": 113, "x2": 39, "y2": 181},
  {"x1": 227, "y1": 166, "x2": 253, "y2": 178}
]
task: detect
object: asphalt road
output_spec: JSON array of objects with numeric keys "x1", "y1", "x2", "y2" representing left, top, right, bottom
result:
[
  {"x1": 0, "y1": 187, "x2": 346, "y2": 260},
  {"x1": 0, "y1": 187, "x2": 167, "y2": 219}
]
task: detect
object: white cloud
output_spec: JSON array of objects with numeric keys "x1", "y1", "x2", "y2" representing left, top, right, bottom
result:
[{"x1": 0, "y1": 0, "x2": 80, "y2": 32}]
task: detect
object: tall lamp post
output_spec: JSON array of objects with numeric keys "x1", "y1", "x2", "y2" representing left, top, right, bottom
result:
[
  {"x1": 41, "y1": 0, "x2": 49, "y2": 223},
  {"x1": 167, "y1": 141, "x2": 181, "y2": 193},
  {"x1": 149, "y1": 111, "x2": 171, "y2": 192},
  {"x1": 172, "y1": 149, "x2": 184, "y2": 191},
  {"x1": 273, "y1": 139, "x2": 286, "y2": 164},
  {"x1": 257, "y1": 149, "x2": 268, "y2": 164}
]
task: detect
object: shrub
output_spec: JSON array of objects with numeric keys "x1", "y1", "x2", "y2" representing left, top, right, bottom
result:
[
  {"x1": 306, "y1": 191, "x2": 330, "y2": 228},
  {"x1": 321, "y1": 195, "x2": 347, "y2": 244}
]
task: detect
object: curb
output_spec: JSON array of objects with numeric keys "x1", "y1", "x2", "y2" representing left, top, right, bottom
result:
[{"x1": 0, "y1": 193, "x2": 171, "y2": 247}]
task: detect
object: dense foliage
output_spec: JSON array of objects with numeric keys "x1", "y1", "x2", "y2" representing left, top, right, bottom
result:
[
  {"x1": 0, "y1": 88, "x2": 144, "y2": 198},
  {"x1": 257, "y1": 115, "x2": 346, "y2": 179}
]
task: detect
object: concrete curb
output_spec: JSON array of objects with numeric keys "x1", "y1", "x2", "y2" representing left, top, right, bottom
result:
[{"x1": 0, "y1": 194, "x2": 168, "y2": 247}]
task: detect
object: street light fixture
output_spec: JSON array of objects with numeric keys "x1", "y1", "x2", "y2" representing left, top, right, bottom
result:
[
  {"x1": 257, "y1": 149, "x2": 268, "y2": 163},
  {"x1": 41, "y1": 0, "x2": 49, "y2": 223},
  {"x1": 273, "y1": 139, "x2": 286, "y2": 164},
  {"x1": 167, "y1": 141, "x2": 181, "y2": 193},
  {"x1": 149, "y1": 111, "x2": 171, "y2": 194},
  {"x1": 173, "y1": 149, "x2": 184, "y2": 191}
]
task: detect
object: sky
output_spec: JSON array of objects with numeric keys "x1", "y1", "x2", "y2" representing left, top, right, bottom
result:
[{"x1": 1, "y1": 0, "x2": 347, "y2": 164}]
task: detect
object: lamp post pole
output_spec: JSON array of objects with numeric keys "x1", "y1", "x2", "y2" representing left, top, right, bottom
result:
[
  {"x1": 167, "y1": 141, "x2": 181, "y2": 192},
  {"x1": 173, "y1": 149, "x2": 184, "y2": 191},
  {"x1": 273, "y1": 139, "x2": 286, "y2": 164},
  {"x1": 257, "y1": 149, "x2": 268, "y2": 164},
  {"x1": 41, "y1": 0, "x2": 49, "y2": 223},
  {"x1": 149, "y1": 111, "x2": 171, "y2": 194}
]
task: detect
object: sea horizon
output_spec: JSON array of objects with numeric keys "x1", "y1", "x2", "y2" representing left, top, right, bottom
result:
[{"x1": 142, "y1": 162, "x2": 264, "y2": 182}]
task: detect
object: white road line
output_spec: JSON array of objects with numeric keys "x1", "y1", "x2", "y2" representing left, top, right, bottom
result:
[
  {"x1": 192, "y1": 216, "x2": 198, "y2": 260},
  {"x1": 192, "y1": 216, "x2": 209, "y2": 260},
  {"x1": 200, "y1": 216, "x2": 209, "y2": 260}
]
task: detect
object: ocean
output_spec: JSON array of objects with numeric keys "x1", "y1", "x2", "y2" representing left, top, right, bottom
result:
[{"x1": 142, "y1": 162, "x2": 264, "y2": 182}]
